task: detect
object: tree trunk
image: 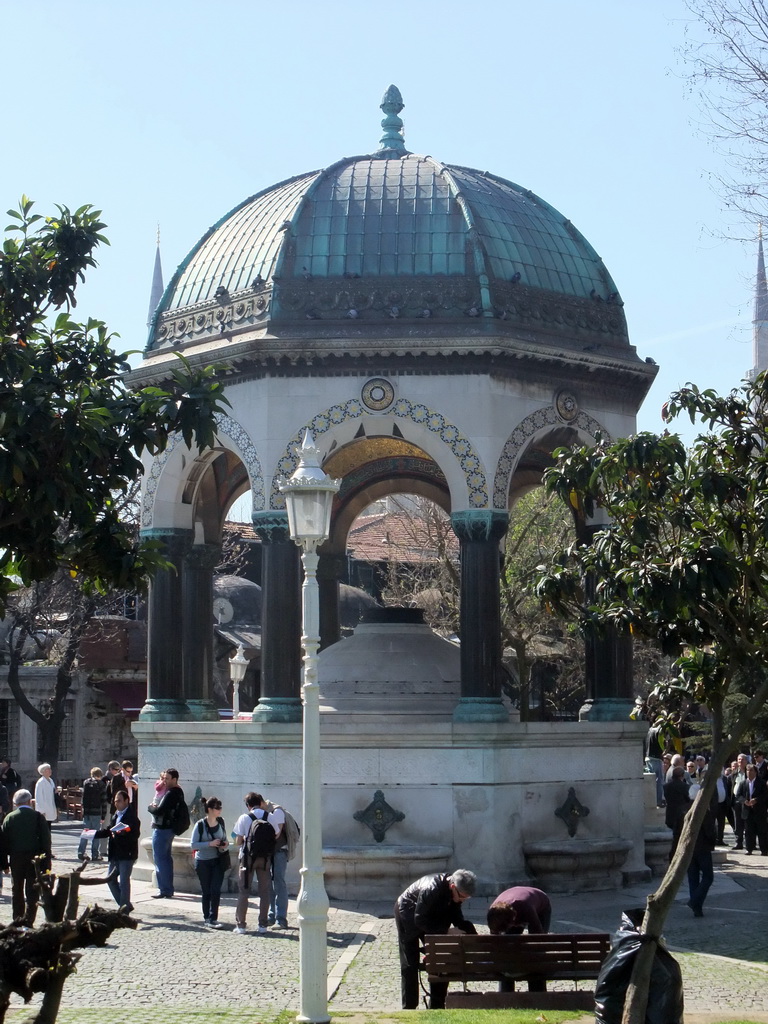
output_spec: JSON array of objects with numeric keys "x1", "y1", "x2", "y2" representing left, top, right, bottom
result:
[
  {"x1": 34, "y1": 956, "x2": 78, "y2": 1024},
  {"x1": 516, "y1": 642, "x2": 531, "y2": 722},
  {"x1": 621, "y1": 678, "x2": 768, "y2": 1024}
]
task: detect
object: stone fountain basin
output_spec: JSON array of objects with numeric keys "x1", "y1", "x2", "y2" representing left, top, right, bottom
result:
[
  {"x1": 323, "y1": 844, "x2": 453, "y2": 900},
  {"x1": 523, "y1": 838, "x2": 633, "y2": 893}
]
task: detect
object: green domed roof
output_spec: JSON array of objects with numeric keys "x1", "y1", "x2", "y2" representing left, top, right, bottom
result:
[{"x1": 147, "y1": 87, "x2": 629, "y2": 357}]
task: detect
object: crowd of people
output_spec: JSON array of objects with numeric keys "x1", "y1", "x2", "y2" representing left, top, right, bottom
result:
[
  {"x1": 658, "y1": 746, "x2": 768, "y2": 918},
  {"x1": 0, "y1": 756, "x2": 299, "y2": 935},
  {"x1": 3, "y1": 742, "x2": 767, "y2": 991}
]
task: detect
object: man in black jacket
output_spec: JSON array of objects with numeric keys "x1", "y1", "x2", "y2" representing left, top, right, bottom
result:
[
  {"x1": 95, "y1": 790, "x2": 140, "y2": 912},
  {"x1": 394, "y1": 869, "x2": 477, "y2": 1009},
  {"x1": 664, "y1": 766, "x2": 691, "y2": 861},
  {"x1": 743, "y1": 764, "x2": 768, "y2": 855},
  {"x1": 687, "y1": 791, "x2": 717, "y2": 916},
  {"x1": 0, "y1": 758, "x2": 21, "y2": 798}
]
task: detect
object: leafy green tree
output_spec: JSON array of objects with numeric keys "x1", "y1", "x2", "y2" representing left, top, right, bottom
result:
[
  {"x1": 0, "y1": 197, "x2": 229, "y2": 610},
  {"x1": 0, "y1": 197, "x2": 230, "y2": 771},
  {"x1": 501, "y1": 488, "x2": 582, "y2": 720},
  {"x1": 537, "y1": 374, "x2": 768, "y2": 1024}
]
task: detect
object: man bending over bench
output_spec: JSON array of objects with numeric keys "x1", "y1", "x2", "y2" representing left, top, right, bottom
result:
[
  {"x1": 487, "y1": 886, "x2": 552, "y2": 993},
  {"x1": 395, "y1": 869, "x2": 478, "y2": 1009},
  {"x1": 487, "y1": 885, "x2": 551, "y2": 935}
]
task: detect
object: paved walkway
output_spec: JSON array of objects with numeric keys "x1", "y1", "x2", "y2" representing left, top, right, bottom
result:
[{"x1": 2, "y1": 822, "x2": 767, "y2": 1020}]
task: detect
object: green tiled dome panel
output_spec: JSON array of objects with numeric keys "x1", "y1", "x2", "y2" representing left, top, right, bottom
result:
[
  {"x1": 291, "y1": 158, "x2": 468, "y2": 279},
  {"x1": 160, "y1": 154, "x2": 617, "y2": 314},
  {"x1": 164, "y1": 170, "x2": 320, "y2": 312},
  {"x1": 447, "y1": 165, "x2": 616, "y2": 299}
]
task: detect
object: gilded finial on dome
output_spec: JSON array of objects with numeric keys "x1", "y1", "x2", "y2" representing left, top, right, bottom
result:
[{"x1": 378, "y1": 85, "x2": 407, "y2": 156}]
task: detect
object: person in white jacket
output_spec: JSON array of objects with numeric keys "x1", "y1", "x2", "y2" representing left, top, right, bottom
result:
[{"x1": 34, "y1": 763, "x2": 58, "y2": 823}]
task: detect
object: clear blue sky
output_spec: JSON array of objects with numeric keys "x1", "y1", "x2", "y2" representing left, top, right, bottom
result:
[{"x1": 2, "y1": 0, "x2": 758, "y2": 445}]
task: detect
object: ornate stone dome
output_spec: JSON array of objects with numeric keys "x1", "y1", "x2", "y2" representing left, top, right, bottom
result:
[{"x1": 145, "y1": 87, "x2": 646, "y2": 387}]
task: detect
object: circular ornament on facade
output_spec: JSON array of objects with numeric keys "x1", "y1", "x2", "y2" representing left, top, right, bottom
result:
[
  {"x1": 361, "y1": 378, "x2": 395, "y2": 412},
  {"x1": 555, "y1": 390, "x2": 579, "y2": 422}
]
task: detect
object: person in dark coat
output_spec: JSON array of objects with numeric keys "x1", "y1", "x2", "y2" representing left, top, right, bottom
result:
[
  {"x1": 743, "y1": 764, "x2": 768, "y2": 855},
  {"x1": 94, "y1": 789, "x2": 140, "y2": 911},
  {"x1": 394, "y1": 869, "x2": 478, "y2": 1009},
  {"x1": 687, "y1": 792, "x2": 717, "y2": 916},
  {"x1": 487, "y1": 885, "x2": 551, "y2": 934},
  {"x1": 0, "y1": 789, "x2": 51, "y2": 924},
  {"x1": 664, "y1": 766, "x2": 691, "y2": 861},
  {"x1": 0, "y1": 759, "x2": 21, "y2": 798}
]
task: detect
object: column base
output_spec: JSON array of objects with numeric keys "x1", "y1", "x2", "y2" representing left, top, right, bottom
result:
[
  {"x1": 138, "y1": 698, "x2": 190, "y2": 722},
  {"x1": 452, "y1": 697, "x2": 508, "y2": 723},
  {"x1": 185, "y1": 699, "x2": 220, "y2": 722},
  {"x1": 579, "y1": 698, "x2": 635, "y2": 722},
  {"x1": 251, "y1": 696, "x2": 303, "y2": 723}
]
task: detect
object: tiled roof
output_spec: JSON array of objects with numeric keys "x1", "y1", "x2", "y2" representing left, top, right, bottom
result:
[{"x1": 346, "y1": 511, "x2": 458, "y2": 564}]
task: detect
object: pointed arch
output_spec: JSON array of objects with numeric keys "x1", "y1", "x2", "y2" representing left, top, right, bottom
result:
[
  {"x1": 140, "y1": 413, "x2": 265, "y2": 529},
  {"x1": 492, "y1": 407, "x2": 611, "y2": 509},
  {"x1": 268, "y1": 396, "x2": 489, "y2": 509}
]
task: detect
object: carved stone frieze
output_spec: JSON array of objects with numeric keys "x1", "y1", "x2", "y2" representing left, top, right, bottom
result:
[
  {"x1": 337, "y1": 456, "x2": 447, "y2": 500},
  {"x1": 274, "y1": 275, "x2": 481, "y2": 321},
  {"x1": 152, "y1": 287, "x2": 272, "y2": 349},
  {"x1": 491, "y1": 279, "x2": 627, "y2": 342}
]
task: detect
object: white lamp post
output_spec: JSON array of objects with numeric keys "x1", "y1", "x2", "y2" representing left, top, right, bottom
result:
[
  {"x1": 229, "y1": 644, "x2": 249, "y2": 718},
  {"x1": 279, "y1": 430, "x2": 340, "y2": 1024}
]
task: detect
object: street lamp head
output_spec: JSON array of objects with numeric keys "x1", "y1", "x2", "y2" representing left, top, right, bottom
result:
[
  {"x1": 278, "y1": 430, "x2": 341, "y2": 548},
  {"x1": 229, "y1": 643, "x2": 249, "y2": 685}
]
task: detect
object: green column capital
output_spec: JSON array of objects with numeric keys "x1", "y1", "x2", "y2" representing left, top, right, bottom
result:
[
  {"x1": 451, "y1": 509, "x2": 509, "y2": 543},
  {"x1": 252, "y1": 510, "x2": 292, "y2": 544}
]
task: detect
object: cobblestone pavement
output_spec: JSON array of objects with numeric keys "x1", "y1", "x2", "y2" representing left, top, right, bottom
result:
[{"x1": 1, "y1": 823, "x2": 766, "y2": 1019}]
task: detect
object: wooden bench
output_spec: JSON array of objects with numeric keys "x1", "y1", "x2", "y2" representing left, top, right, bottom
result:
[
  {"x1": 423, "y1": 931, "x2": 611, "y2": 1010},
  {"x1": 64, "y1": 787, "x2": 83, "y2": 820}
]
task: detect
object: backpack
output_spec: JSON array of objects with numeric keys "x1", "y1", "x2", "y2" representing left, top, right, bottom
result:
[
  {"x1": 273, "y1": 805, "x2": 301, "y2": 861},
  {"x1": 171, "y1": 798, "x2": 191, "y2": 836},
  {"x1": 244, "y1": 810, "x2": 276, "y2": 864}
]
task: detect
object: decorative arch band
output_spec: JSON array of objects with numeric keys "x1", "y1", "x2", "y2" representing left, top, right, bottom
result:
[
  {"x1": 492, "y1": 407, "x2": 612, "y2": 509},
  {"x1": 140, "y1": 413, "x2": 265, "y2": 528},
  {"x1": 269, "y1": 397, "x2": 488, "y2": 509}
]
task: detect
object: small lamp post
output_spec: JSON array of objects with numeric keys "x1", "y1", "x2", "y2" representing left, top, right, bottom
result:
[
  {"x1": 279, "y1": 430, "x2": 340, "y2": 1024},
  {"x1": 228, "y1": 644, "x2": 249, "y2": 719}
]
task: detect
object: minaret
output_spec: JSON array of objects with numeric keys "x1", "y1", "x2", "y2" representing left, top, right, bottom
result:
[
  {"x1": 146, "y1": 226, "x2": 164, "y2": 328},
  {"x1": 751, "y1": 225, "x2": 768, "y2": 378}
]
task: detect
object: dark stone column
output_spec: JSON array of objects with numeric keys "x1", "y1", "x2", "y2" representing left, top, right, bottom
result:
[
  {"x1": 139, "y1": 528, "x2": 191, "y2": 721},
  {"x1": 578, "y1": 522, "x2": 634, "y2": 721},
  {"x1": 450, "y1": 510, "x2": 510, "y2": 723},
  {"x1": 251, "y1": 511, "x2": 302, "y2": 722},
  {"x1": 318, "y1": 553, "x2": 345, "y2": 650},
  {"x1": 182, "y1": 543, "x2": 221, "y2": 722}
]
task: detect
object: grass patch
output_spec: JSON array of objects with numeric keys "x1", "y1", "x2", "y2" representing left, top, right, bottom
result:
[
  {"x1": 332, "y1": 1012, "x2": 582, "y2": 1024},
  {"x1": 7, "y1": 1011, "x2": 584, "y2": 1024}
]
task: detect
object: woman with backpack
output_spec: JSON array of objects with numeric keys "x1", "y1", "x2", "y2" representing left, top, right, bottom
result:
[{"x1": 190, "y1": 797, "x2": 230, "y2": 928}]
